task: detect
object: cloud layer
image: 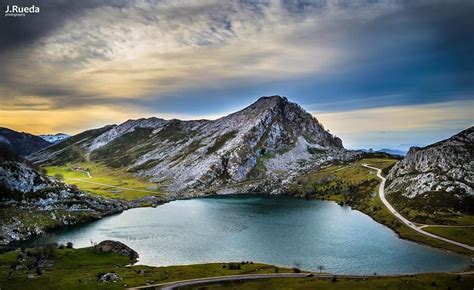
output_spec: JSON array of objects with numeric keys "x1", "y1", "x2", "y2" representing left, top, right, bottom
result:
[{"x1": 0, "y1": 0, "x2": 472, "y2": 147}]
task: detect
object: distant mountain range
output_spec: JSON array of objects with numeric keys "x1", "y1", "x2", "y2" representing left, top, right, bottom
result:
[
  {"x1": 40, "y1": 133, "x2": 70, "y2": 144},
  {"x1": 378, "y1": 148, "x2": 406, "y2": 156},
  {"x1": 360, "y1": 148, "x2": 406, "y2": 156}
]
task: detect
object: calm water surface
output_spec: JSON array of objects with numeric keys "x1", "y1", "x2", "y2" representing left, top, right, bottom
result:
[{"x1": 30, "y1": 195, "x2": 469, "y2": 274}]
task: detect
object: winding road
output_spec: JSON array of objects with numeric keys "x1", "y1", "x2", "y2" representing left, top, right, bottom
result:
[{"x1": 362, "y1": 164, "x2": 474, "y2": 252}]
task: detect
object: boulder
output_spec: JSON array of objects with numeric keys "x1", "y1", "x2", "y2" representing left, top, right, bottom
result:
[
  {"x1": 94, "y1": 240, "x2": 138, "y2": 260},
  {"x1": 98, "y1": 272, "x2": 122, "y2": 283}
]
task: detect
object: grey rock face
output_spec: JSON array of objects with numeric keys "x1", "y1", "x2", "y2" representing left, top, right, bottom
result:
[
  {"x1": 0, "y1": 159, "x2": 128, "y2": 245},
  {"x1": 386, "y1": 127, "x2": 473, "y2": 198},
  {"x1": 0, "y1": 161, "x2": 57, "y2": 195}
]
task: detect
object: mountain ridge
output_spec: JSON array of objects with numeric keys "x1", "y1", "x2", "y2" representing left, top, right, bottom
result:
[
  {"x1": 0, "y1": 127, "x2": 52, "y2": 157},
  {"x1": 28, "y1": 96, "x2": 350, "y2": 194}
]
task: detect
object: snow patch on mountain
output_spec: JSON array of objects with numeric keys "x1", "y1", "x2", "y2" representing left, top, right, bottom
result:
[{"x1": 40, "y1": 133, "x2": 70, "y2": 144}]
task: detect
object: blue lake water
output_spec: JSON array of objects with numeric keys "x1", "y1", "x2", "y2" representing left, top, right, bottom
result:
[{"x1": 30, "y1": 195, "x2": 470, "y2": 274}]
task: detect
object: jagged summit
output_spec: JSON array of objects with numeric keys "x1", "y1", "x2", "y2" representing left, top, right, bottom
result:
[
  {"x1": 229, "y1": 95, "x2": 289, "y2": 117},
  {"x1": 251, "y1": 95, "x2": 288, "y2": 105},
  {"x1": 28, "y1": 96, "x2": 348, "y2": 194}
]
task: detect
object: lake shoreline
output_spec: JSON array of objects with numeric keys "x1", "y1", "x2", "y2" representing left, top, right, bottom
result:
[
  {"x1": 4, "y1": 191, "x2": 473, "y2": 269},
  {"x1": 13, "y1": 194, "x2": 472, "y2": 275}
]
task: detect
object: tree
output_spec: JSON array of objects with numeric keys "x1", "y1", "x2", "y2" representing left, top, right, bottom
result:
[
  {"x1": 66, "y1": 242, "x2": 73, "y2": 249},
  {"x1": 228, "y1": 263, "x2": 241, "y2": 270},
  {"x1": 317, "y1": 265, "x2": 325, "y2": 273}
]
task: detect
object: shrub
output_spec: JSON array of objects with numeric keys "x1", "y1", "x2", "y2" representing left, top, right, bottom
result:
[
  {"x1": 292, "y1": 267, "x2": 301, "y2": 273},
  {"x1": 66, "y1": 242, "x2": 73, "y2": 249},
  {"x1": 43, "y1": 243, "x2": 57, "y2": 259},
  {"x1": 54, "y1": 173, "x2": 64, "y2": 180}
]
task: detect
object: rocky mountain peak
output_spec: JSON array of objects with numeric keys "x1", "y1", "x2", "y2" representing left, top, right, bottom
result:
[
  {"x1": 251, "y1": 95, "x2": 288, "y2": 107},
  {"x1": 221, "y1": 95, "x2": 343, "y2": 149},
  {"x1": 27, "y1": 96, "x2": 348, "y2": 194}
]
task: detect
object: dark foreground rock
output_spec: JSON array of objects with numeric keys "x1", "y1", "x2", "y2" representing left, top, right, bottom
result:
[{"x1": 98, "y1": 272, "x2": 122, "y2": 283}]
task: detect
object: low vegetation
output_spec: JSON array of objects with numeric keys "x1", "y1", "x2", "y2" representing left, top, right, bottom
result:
[
  {"x1": 288, "y1": 158, "x2": 396, "y2": 205},
  {"x1": 197, "y1": 274, "x2": 474, "y2": 290},
  {"x1": 90, "y1": 128, "x2": 156, "y2": 168},
  {"x1": 44, "y1": 162, "x2": 163, "y2": 201},
  {"x1": 423, "y1": 226, "x2": 474, "y2": 247},
  {"x1": 0, "y1": 246, "x2": 293, "y2": 290},
  {"x1": 387, "y1": 190, "x2": 474, "y2": 225},
  {"x1": 1, "y1": 245, "x2": 471, "y2": 290}
]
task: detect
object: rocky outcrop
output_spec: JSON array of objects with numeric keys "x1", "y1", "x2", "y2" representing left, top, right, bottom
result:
[
  {"x1": 0, "y1": 160, "x2": 58, "y2": 198},
  {"x1": 386, "y1": 127, "x2": 473, "y2": 209},
  {"x1": 28, "y1": 96, "x2": 349, "y2": 194},
  {"x1": 98, "y1": 272, "x2": 122, "y2": 283},
  {"x1": 0, "y1": 157, "x2": 128, "y2": 246},
  {"x1": 95, "y1": 240, "x2": 139, "y2": 260}
]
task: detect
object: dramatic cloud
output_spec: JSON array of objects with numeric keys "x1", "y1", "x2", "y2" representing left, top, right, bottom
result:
[
  {"x1": 0, "y1": 0, "x2": 472, "y2": 147},
  {"x1": 316, "y1": 100, "x2": 474, "y2": 150}
]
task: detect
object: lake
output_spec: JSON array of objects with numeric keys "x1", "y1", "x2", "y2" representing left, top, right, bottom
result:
[{"x1": 29, "y1": 195, "x2": 470, "y2": 274}]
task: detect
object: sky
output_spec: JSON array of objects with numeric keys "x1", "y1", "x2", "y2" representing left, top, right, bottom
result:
[{"x1": 0, "y1": 0, "x2": 472, "y2": 150}]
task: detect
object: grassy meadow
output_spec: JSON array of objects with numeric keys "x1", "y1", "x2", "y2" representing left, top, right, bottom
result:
[
  {"x1": 196, "y1": 274, "x2": 474, "y2": 290},
  {"x1": 0, "y1": 245, "x2": 471, "y2": 290},
  {"x1": 44, "y1": 162, "x2": 164, "y2": 201},
  {"x1": 0, "y1": 246, "x2": 294, "y2": 290}
]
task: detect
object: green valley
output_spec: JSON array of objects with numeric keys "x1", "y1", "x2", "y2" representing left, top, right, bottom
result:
[{"x1": 44, "y1": 162, "x2": 164, "y2": 201}]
